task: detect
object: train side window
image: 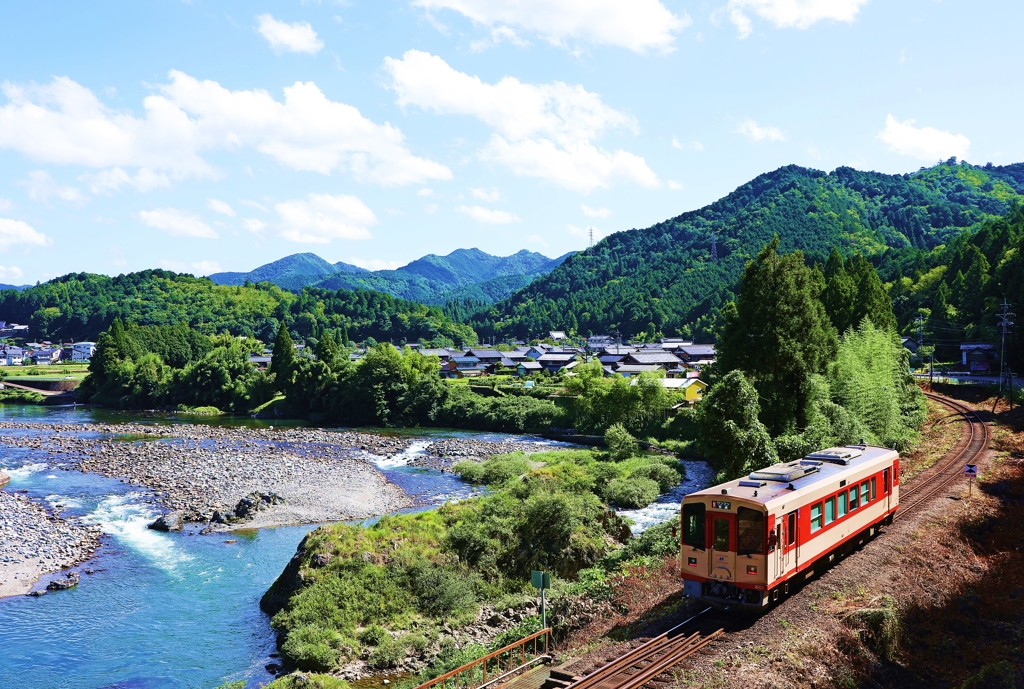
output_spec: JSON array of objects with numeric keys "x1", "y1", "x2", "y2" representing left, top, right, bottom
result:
[
  {"x1": 871, "y1": 477, "x2": 877, "y2": 501},
  {"x1": 883, "y1": 468, "x2": 891, "y2": 494},
  {"x1": 737, "y1": 507, "x2": 765, "y2": 555},
  {"x1": 786, "y1": 512, "x2": 796, "y2": 546},
  {"x1": 682, "y1": 502, "x2": 706, "y2": 550},
  {"x1": 825, "y1": 497, "x2": 835, "y2": 525},
  {"x1": 838, "y1": 491, "x2": 848, "y2": 517},
  {"x1": 849, "y1": 487, "x2": 859, "y2": 510},
  {"x1": 861, "y1": 481, "x2": 870, "y2": 504},
  {"x1": 810, "y1": 503, "x2": 823, "y2": 533}
]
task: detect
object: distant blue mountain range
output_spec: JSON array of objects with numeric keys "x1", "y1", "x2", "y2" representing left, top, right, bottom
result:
[{"x1": 208, "y1": 248, "x2": 575, "y2": 305}]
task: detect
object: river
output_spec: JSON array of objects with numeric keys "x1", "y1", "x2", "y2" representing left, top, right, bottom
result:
[{"x1": 0, "y1": 407, "x2": 712, "y2": 689}]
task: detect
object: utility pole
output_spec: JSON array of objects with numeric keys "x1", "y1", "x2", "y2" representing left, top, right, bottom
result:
[
  {"x1": 588, "y1": 226, "x2": 594, "y2": 249},
  {"x1": 997, "y1": 299, "x2": 1015, "y2": 410},
  {"x1": 710, "y1": 231, "x2": 718, "y2": 262},
  {"x1": 914, "y1": 315, "x2": 931, "y2": 384}
]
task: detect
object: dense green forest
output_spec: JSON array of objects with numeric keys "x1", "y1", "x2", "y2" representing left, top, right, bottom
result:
[
  {"x1": 0, "y1": 271, "x2": 476, "y2": 345},
  {"x1": 879, "y1": 204, "x2": 1024, "y2": 366},
  {"x1": 471, "y1": 160, "x2": 1024, "y2": 342}
]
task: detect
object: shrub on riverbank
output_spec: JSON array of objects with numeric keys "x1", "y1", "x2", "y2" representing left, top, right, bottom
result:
[{"x1": 265, "y1": 448, "x2": 682, "y2": 673}]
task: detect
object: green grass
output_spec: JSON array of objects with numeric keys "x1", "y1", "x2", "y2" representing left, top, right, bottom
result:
[
  {"x1": 174, "y1": 405, "x2": 222, "y2": 416},
  {"x1": 0, "y1": 388, "x2": 45, "y2": 404}
]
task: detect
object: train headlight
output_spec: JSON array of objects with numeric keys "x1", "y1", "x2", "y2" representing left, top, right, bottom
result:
[
  {"x1": 688, "y1": 557, "x2": 698, "y2": 567},
  {"x1": 746, "y1": 565, "x2": 758, "y2": 575}
]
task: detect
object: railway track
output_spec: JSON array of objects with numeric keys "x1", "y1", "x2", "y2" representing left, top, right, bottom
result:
[
  {"x1": 559, "y1": 610, "x2": 723, "y2": 689},
  {"x1": 896, "y1": 392, "x2": 990, "y2": 520}
]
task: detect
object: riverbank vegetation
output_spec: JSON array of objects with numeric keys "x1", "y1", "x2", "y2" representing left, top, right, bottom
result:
[{"x1": 261, "y1": 446, "x2": 683, "y2": 674}]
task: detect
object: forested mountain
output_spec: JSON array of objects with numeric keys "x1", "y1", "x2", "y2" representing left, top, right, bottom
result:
[
  {"x1": 311, "y1": 248, "x2": 574, "y2": 304},
  {"x1": 0, "y1": 271, "x2": 475, "y2": 345},
  {"x1": 208, "y1": 253, "x2": 367, "y2": 291},
  {"x1": 472, "y1": 161, "x2": 1024, "y2": 341},
  {"x1": 210, "y1": 248, "x2": 573, "y2": 305}
]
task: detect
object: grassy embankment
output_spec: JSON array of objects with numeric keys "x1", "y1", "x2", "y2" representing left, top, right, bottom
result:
[{"x1": 261, "y1": 447, "x2": 686, "y2": 678}]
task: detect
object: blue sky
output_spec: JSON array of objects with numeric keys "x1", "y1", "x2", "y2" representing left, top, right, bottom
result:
[{"x1": 0, "y1": 0, "x2": 1019, "y2": 283}]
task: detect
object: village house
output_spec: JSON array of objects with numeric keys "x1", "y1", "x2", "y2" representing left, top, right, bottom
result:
[
  {"x1": 618, "y1": 351, "x2": 683, "y2": 372},
  {"x1": 537, "y1": 352, "x2": 577, "y2": 373},
  {"x1": 71, "y1": 342, "x2": 97, "y2": 363},
  {"x1": 676, "y1": 344, "x2": 716, "y2": 365},
  {"x1": 30, "y1": 348, "x2": 62, "y2": 365},
  {"x1": 516, "y1": 361, "x2": 543, "y2": 377}
]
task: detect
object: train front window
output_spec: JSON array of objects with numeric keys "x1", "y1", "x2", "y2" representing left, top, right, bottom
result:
[
  {"x1": 713, "y1": 518, "x2": 730, "y2": 551},
  {"x1": 682, "y1": 502, "x2": 706, "y2": 550},
  {"x1": 737, "y1": 507, "x2": 764, "y2": 555}
]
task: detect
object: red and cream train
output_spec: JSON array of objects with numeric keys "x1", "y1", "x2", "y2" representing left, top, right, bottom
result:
[{"x1": 679, "y1": 445, "x2": 899, "y2": 609}]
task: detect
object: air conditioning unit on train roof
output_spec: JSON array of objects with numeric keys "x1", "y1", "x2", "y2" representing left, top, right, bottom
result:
[
  {"x1": 803, "y1": 447, "x2": 863, "y2": 465},
  {"x1": 747, "y1": 460, "x2": 819, "y2": 483}
]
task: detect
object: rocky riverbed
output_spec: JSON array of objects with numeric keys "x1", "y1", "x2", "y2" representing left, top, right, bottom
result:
[
  {"x1": 0, "y1": 490, "x2": 100, "y2": 598},
  {"x1": 0, "y1": 419, "x2": 568, "y2": 599}
]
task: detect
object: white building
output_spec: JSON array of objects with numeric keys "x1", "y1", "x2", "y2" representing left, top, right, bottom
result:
[{"x1": 71, "y1": 342, "x2": 97, "y2": 363}]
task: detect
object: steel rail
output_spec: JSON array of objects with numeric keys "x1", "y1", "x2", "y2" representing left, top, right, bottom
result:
[
  {"x1": 895, "y1": 392, "x2": 990, "y2": 520},
  {"x1": 562, "y1": 608, "x2": 721, "y2": 689}
]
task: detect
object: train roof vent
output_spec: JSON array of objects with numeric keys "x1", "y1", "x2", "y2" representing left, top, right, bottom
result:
[
  {"x1": 803, "y1": 447, "x2": 863, "y2": 466},
  {"x1": 738, "y1": 479, "x2": 767, "y2": 488},
  {"x1": 747, "y1": 461, "x2": 820, "y2": 483}
]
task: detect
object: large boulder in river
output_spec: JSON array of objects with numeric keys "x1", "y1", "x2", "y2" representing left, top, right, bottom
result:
[
  {"x1": 233, "y1": 491, "x2": 284, "y2": 520},
  {"x1": 148, "y1": 512, "x2": 184, "y2": 532},
  {"x1": 47, "y1": 572, "x2": 80, "y2": 591}
]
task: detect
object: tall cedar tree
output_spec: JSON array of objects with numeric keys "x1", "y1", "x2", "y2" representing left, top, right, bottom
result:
[
  {"x1": 717, "y1": 237, "x2": 838, "y2": 436},
  {"x1": 821, "y1": 248, "x2": 857, "y2": 333},
  {"x1": 314, "y1": 331, "x2": 341, "y2": 369},
  {"x1": 270, "y1": 322, "x2": 296, "y2": 388}
]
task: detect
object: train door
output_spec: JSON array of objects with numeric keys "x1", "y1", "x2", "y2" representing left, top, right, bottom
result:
[
  {"x1": 707, "y1": 512, "x2": 736, "y2": 580},
  {"x1": 883, "y1": 468, "x2": 892, "y2": 511},
  {"x1": 781, "y1": 510, "x2": 798, "y2": 575}
]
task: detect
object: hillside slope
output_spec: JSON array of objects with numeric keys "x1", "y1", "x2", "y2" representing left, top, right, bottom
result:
[{"x1": 473, "y1": 161, "x2": 1024, "y2": 339}]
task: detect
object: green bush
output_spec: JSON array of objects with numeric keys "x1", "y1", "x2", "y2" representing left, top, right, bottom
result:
[
  {"x1": 452, "y1": 460, "x2": 484, "y2": 484},
  {"x1": 605, "y1": 424, "x2": 639, "y2": 461},
  {"x1": 368, "y1": 636, "x2": 407, "y2": 669},
  {"x1": 265, "y1": 674, "x2": 351, "y2": 689},
  {"x1": 604, "y1": 478, "x2": 660, "y2": 509},
  {"x1": 359, "y1": 624, "x2": 389, "y2": 646},
  {"x1": 401, "y1": 632, "x2": 429, "y2": 654},
  {"x1": 409, "y1": 561, "x2": 478, "y2": 617},
  {"x1": 279, "y1": 625, "x2": 353, "y2": 672},
  {"x1": 481, "y1": 456, "x2": 531, "y2": 485},
  {"x1": 628, "y1": 462, "x2": 681, "y2": 492}
]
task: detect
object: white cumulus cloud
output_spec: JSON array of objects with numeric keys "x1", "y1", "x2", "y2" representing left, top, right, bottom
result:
[
  {"x1": 0, "y1": 218, "x2": 53, "y2": 250},
  {"x1": 727, "y1": 0, "x2": 868, "y2": 39},
  {"x1": 878, "y1": 114, "x2": 970, "y2": 162},
  {"x1": 667, "y1": 180, "x2": 684, "y2": 190},
  {"x1": 581, "y1": 204, "x2": 610, "y2": 218},
  {"x1": 23, "y1": 170, "x2": 86, "y2": 203},
  {"x1": 384, "y1": 50, "x2": 657, "y2": 193},
  {"x1": 207, "y1": 198, "x2": 236, "y2": 217},
  {"x1": 276, "y1": 193, "x2": 376, "y2": 243},
  {"x1": 457, "y1": 205, "x2": 519, "y2": 224},
  {"x1": 159, "y1": 259, "x2": 224, "y2": 275},
  {"x1": 256, "y1": 14, "x2": 324, "y2": 54},
  {"x1": 242, "y1": 218, "x2": 266, "y2": 233},
  {"x1": 413, "y1": 0, "x2": 689, "y2": 53},
  {"x1": 736, "y1": 119, "x2": 785, "y2": 142},
  {"x1": 0, "y1": 72, "x2": 450, "y2": 187},
  {"x1": 139, "y1": 208, "x2": 219, "y2": 239}
]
